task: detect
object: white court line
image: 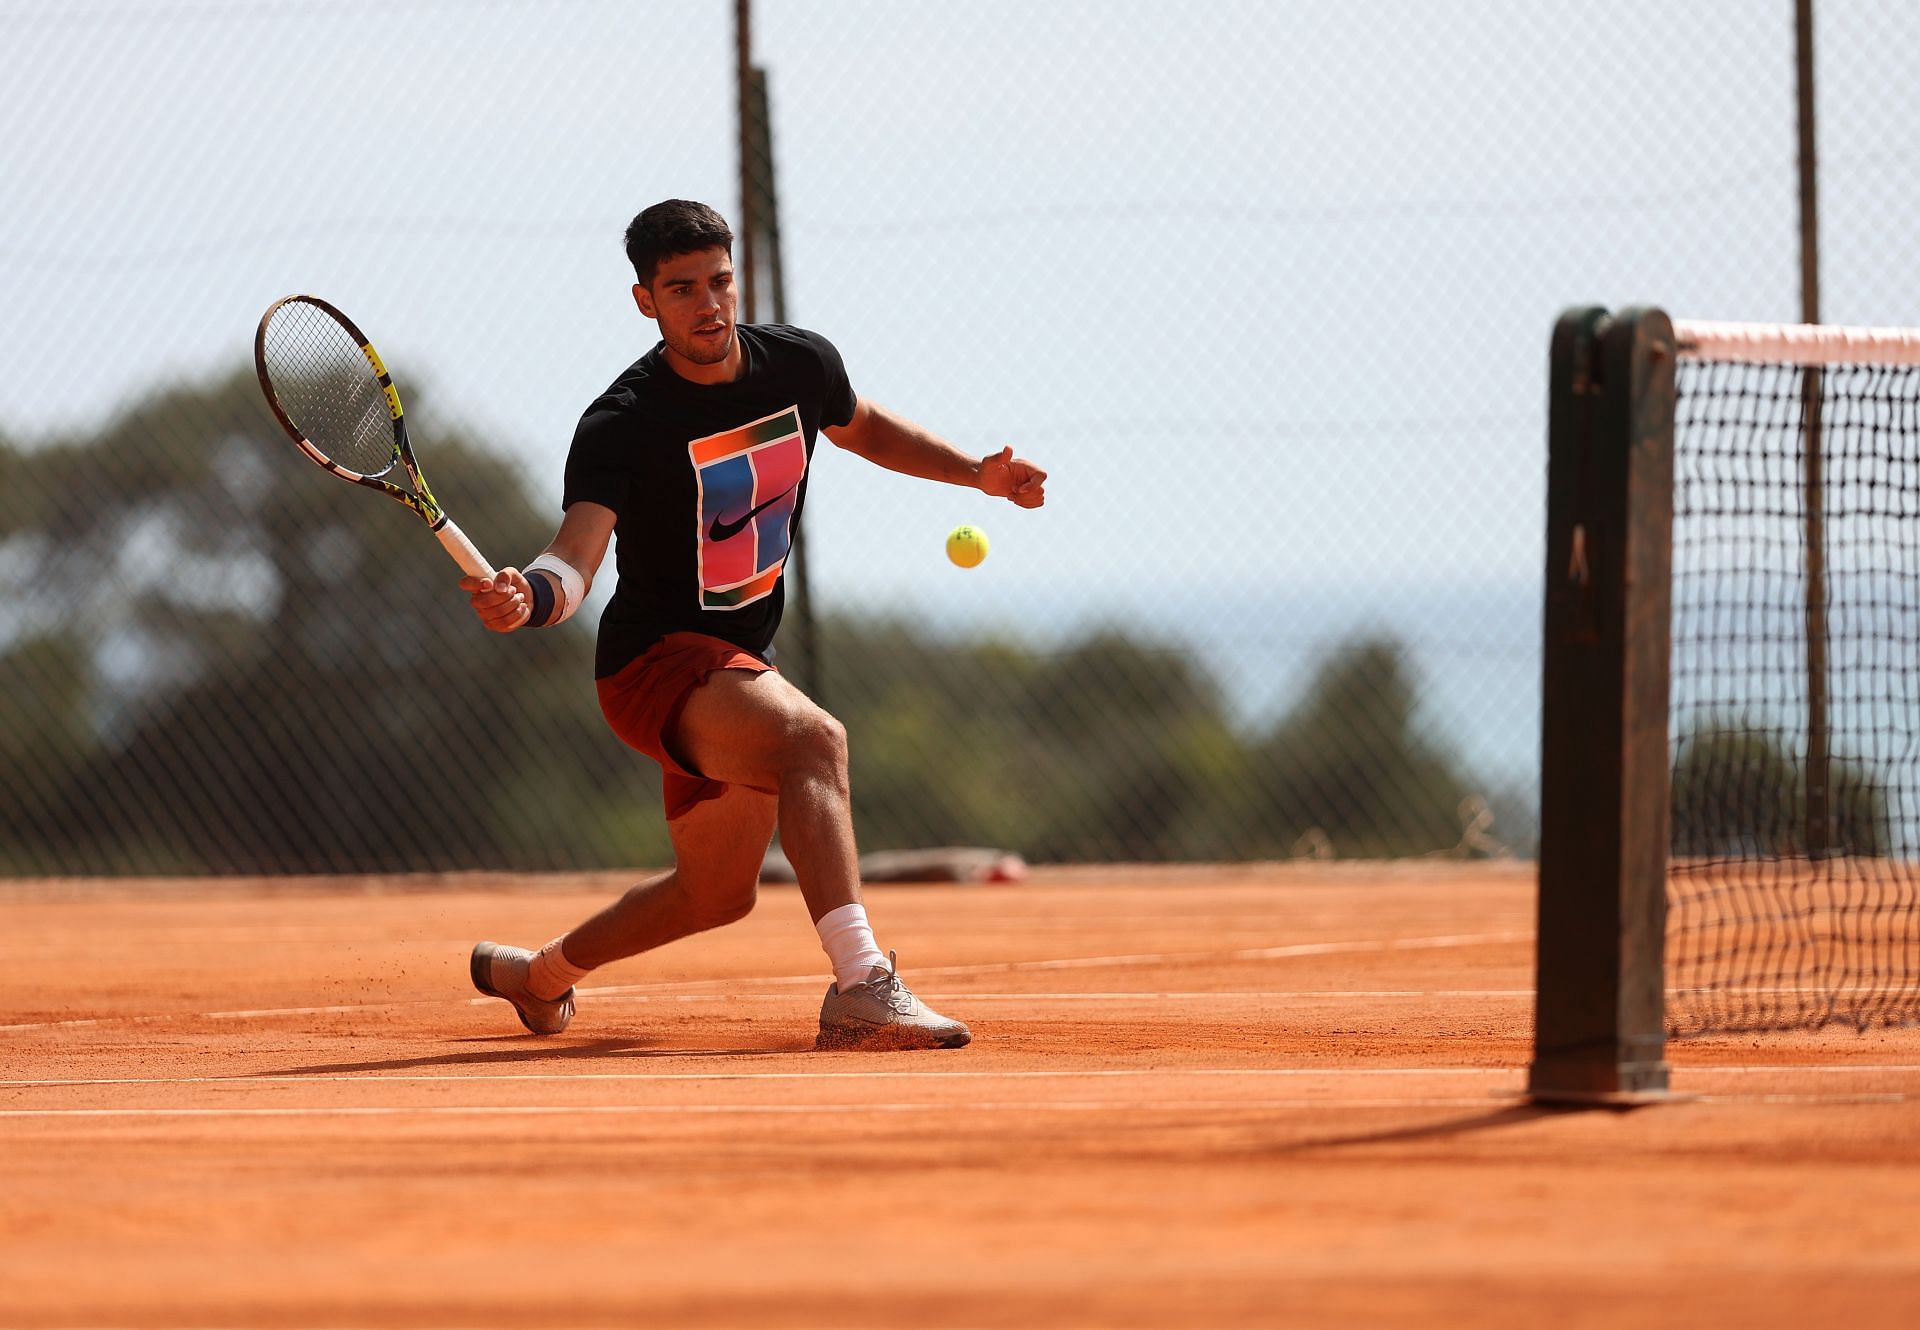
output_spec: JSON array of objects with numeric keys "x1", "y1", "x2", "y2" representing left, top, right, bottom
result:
[
  {"x1": 595, "y1": 978, "x2": 1528, "y2": 997},
  {"x1": 0, "y1": 990, "x2": 1526, "y2": 1033},
  {"x1": 1678, "y1": 1065, "x2": 1920, "y2": 1074},
  {"x1": 7, "y1": 1065, "x2": 1919, "y2": 1091},
  {"x1": 592, "y1": 931, "x2": 1534, "y2": 994},
  {"x1": 1694, "y1": 1093, "x2": 1919, "y2": 1106},
  {"x1": 0, "y1": 1067, "x2": 1522, "y2": 1089},
  {"x1": 2, "y1": 1091, "x2": 1912, "y2": 1120},
  {"x1": 0, "y1": 1098, "x2": 1514, "y2": 1120},
  {"x1": 0, "y1": 1003, "x2": 408, "y2": 1032},
  {"x1": 0, "y1": 930, "x2": 1530, "y2": 1031}
]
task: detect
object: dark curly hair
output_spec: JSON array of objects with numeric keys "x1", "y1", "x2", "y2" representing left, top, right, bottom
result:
[{"x1": 624, "y1": 200, "x2": 734, "y2": 286}]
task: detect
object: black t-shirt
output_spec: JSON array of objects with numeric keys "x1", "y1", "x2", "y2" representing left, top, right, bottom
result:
[{"x1": 563, "y1": 323, "x2": 857, "y2": 677}]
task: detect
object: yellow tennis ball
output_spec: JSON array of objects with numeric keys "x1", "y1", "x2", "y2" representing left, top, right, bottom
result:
[{"x1": 945, "y1": 524, "x2": 989, "y2": 568}]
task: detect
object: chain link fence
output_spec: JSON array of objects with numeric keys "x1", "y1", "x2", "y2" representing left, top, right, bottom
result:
[{"x1": 2, "y1": 0, "x2": 1914, "y2": 874}]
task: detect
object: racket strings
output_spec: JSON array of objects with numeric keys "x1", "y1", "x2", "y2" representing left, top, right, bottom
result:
[{"x1": 261, "y1": 302, "x2": 400, "y2": 478}]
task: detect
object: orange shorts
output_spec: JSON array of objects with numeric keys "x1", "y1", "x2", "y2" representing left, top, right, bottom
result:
[{"x1": 595, "y1": 632, "x2": 776, "y2": 821}]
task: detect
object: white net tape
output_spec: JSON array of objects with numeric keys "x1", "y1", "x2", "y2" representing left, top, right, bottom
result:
[{"x1": 1675, "y1": 319, "x2": 1920, "y2": 366}]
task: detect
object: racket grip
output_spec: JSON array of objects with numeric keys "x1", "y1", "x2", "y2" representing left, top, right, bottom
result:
[{"x1": 434, "y1": 518, "x2": 497, "y2": 581}]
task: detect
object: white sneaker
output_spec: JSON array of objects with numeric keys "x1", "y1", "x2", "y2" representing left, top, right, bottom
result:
[
  {"x1": 470, "y1": 942, "x2": 575, "y2": 1035},
  {"x1": 816, "y1": 951, "x2": 971, "y2": 1050}
]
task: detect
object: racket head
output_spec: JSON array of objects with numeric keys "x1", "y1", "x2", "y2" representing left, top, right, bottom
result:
[{"x1": 254, "y1": 295, "x2": 412, "y2": 491}]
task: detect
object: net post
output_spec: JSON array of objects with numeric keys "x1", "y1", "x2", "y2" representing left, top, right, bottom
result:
[{"x1": 1529, "y1": 306, "x2": 1676, "y2": 1105}]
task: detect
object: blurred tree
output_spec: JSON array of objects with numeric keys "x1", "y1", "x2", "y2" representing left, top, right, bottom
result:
[
  {"x1": 802, "y1": 620, "x2": 1495, "y2": 863},
  {"x1": 1234, "y1": 639, "x2": 1485, "y2": 858},
  {"x1": 1670, "y1": 719, "x2": 1886, "y2": 858},
  {"x1": 1013, "y1": 634, "x2": 1241, "y2": 860},
  {"x1": 0, "y1": 373, "x2": 1506, "y2": 872},
  {"x1": 806, "y1": 621, "x2": 1049, "y2": 853},
  {"x1": 0, "y1": 368, "x2": 656, "y2": 873},
  {"x1": 0, "y1": 636, "x2": 92, "y2": 869}
]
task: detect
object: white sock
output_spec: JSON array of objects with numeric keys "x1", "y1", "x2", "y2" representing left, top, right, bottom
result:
[
  {"x1": 816, "y1": 903, "x2": 887, "y2": 992},
  {"x1": 526, "y1": 936, "x2": 590, "y2": 1001}
]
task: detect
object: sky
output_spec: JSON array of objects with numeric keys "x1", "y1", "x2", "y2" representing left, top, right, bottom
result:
[{"x1": 4, "y1": 0, "x2": 1918, "y2": 787}]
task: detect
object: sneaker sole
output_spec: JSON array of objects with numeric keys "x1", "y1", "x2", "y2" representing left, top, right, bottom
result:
[
  {"x1": 469, "y1": 944, "x2": 503, "y2": 999},
  {"x1": 814, "y1": 1023, "x2": 972, "y2": 1052},
  {"x1": 469, "y1": 943, "x2": 570, "y2": 1036}
]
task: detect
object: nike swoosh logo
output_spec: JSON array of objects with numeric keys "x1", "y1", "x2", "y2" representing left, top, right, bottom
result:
[{"x1": 708, "y1": 485, "x2": 797, "y2": 543}]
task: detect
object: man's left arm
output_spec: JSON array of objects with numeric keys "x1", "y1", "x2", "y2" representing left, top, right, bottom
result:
[{"x1": 824, "y1": 398, "x2": 1046, "y2": 508}]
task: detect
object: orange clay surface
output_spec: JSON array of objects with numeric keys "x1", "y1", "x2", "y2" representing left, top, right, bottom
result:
[{"x1": 2, "y1": 862, "x2": 1918, "y2": 1329}]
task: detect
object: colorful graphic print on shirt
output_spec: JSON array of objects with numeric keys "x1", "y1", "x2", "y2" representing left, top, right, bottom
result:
[{"x1": 688, "y1": 405, "x2": 808, "y2": 610}]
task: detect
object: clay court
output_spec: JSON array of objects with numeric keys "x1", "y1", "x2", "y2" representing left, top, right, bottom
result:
[{"x1": 3, "y1": 863, "x2": 1918, "y2": 1328}]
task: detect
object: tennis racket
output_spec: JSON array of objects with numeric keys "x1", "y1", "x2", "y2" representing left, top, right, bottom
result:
[{"x1": 253, "y1": 294, "x2": 496, "y2": 579}]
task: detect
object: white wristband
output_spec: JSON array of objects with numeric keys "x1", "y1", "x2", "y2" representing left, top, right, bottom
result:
[{"x1": 524, "y1": 553, "x2": 587, "y2": 626}]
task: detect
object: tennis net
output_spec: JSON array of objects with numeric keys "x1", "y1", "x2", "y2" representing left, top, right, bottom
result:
[{"x1": 1667, "y1": 321, "x2": 1920, "y2": 1034}]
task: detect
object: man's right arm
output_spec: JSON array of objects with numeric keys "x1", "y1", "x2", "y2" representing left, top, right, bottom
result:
[{"x1": 461, "y1": 500, "x2": 618, "y2": 634}]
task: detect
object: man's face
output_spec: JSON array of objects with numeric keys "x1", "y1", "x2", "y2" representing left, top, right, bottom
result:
[{"x1": 634, "y1": 247, "x2": 737, "y2": 370}]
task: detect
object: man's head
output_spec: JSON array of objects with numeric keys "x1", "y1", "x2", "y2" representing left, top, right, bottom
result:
[
  {"x1": 624, "y1": 199, "x2": 733, "y2": 287},
  {"x1": 625, "y1": 200, "x2": 739, "y2": 379}
]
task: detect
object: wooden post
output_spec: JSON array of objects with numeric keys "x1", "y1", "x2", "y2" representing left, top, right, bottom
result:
[
  {"x1": 1796, "y1": 0, "x2": 1830, "y2": 857},
  {"x1": 743, "y1": 64, "x2": 823, "y2": 704},
  {"x1": 1529, "y1": 307, "x2": 1676, "y2": 1104},
  {"x1": 734, "y1": 0, "x2": 757, "y2": 321}
]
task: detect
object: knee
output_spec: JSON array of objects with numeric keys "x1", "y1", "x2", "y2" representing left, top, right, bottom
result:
[
  {"x1": 689, "y1": 878, "x2": 758, "y2": 930},
  {"x1": 783, "y1": 709, "x2": 848, "y2": 781}
]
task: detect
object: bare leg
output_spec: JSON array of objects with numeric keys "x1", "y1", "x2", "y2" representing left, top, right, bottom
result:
[
  {"x1": 517, "y1": 667, "x2": 964, "y2": 1049},
  {"x1": 668, "y1": 668, "x2": 863, "y2": 924},
  {"x1": 560, "y1": 782, "x2": 777, "y2": 969}
]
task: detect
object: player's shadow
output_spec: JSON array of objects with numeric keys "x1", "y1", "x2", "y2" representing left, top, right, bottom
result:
[{"x1": 260, "y1": 1036, "x2": 807, "y2": 1078}]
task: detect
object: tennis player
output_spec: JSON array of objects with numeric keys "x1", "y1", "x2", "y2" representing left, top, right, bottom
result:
[{"x1": 461, "y1": 200, "x2": 1046, "y2": 1049}]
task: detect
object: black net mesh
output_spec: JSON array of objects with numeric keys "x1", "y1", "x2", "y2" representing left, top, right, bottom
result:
[{"x1": 1669, "y1": 356, "x2": 1920, "y2": 1033}]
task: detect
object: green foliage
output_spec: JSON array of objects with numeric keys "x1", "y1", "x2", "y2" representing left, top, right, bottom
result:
[
  {"x1": 0, "y1": 636, "x2": 92, "y2": 862},
  {"x1": 0, "y1": 368, "x2": 644, "y2": 873},
  {"x1": 1671, "y1": 718, "x2": 1887, "y2": 857},
  {"x1": 1, "y1": 370, "x2": 1512, "y2": 872},
  {"x1": 1246, "y1": 641, "x2": 1482, "y2": 857},
  {"x1": 787, "y1": 620, "x2": 1499, "y2": 862}
]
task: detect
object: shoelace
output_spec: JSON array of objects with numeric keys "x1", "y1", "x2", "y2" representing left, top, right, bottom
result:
[
  {"x1": 882, "y1": 974, "x2": 915, "y2": 1015},
  {"x1": 856, "y1": 951, "x2": 915, "y2": 1014}
]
